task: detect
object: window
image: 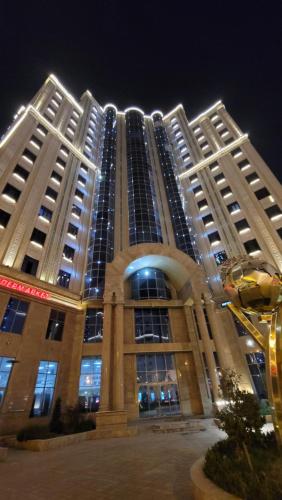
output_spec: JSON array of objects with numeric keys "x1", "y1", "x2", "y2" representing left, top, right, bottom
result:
[
  {"x1": 22, "y1": 148, "x2": 36, "y2": 164},
  {"x1": 220, "y1": 186, "x2": 232, "y2": 198},
  {"x1": 75, "y1": 188, "x2": 84, "y2": 202},
  {"x1": 84, "y1": 309, "x2": 103, "y2": 343},
  {"x1": 13, "y1": 165, "x2": 29, "y2": 182},
  {"x1": 231, "y1": 147, "x2": 242, "y2": 158},
  {"x1": 77, "y1": 175, "x2": 86, "y2": 187},
  {"x1": 208, "y1": 231, "x2": 221, "y2": 245},
  {"x1": 21, "y1": 255, "x2": 39, "y2": 276},
  {"x1": 137, "y1": 353, "x2": 180, "y2": 417},
  {"x1": 131, "y1": 268, "x2": 171, "y2": 300},
  {"x1": 60, "y1": 145, "x2": 69, "y2": 157},
  {"x1": 67, "y1": 222, "x2": 78, "y2": 238},
  {"x1": 189, "y1": 174, "x2": 198, "y2": 183},
  {"x1": 46, "y1": 309, "x2": 65, "y2": 341},
  {"x1": 45, "y1": 186, "x2": 58, "y2": 202},
  {"x1": 63, "y1": 245, "x2": 75, "y2": 262},
  {"x1": 224, "y1": 137, "x2": 234, "y2": 145},
  {"x1": 265, "y1": 205, "x2": 282, "y2": 220},
  {"x1": 227, "y1": 201, "x2": 240, "y2": 214},
  {"x1": 214, "y1": 250, "x2": 228, "y2": 265},
  {"x1": 30, "y1": 135, "x2": 43, "y2": 149},
  {"x1": 71, "y1": 204, "x2": 81, "y2": 218},
  {"x1": 246, "y1": 172, "x2": 259, "y2": 184},
  {"x1": 202, "y1": 214, "x2": 214, "y2": 226},
  {"x1": 193, "y1": 185, "x2": 203, "y2": 196},
  {"x1": 39, "y1": 205, "x2": 52, "y2": 222},
  {"x1": 0, "y1": 209, "x2": 11, "y2": 228},
  {"x1": 2, "y1": 183, "x2": 21, "y2": 202},
  {"x1": 246, "y1": 352, "x2": 266, "y2": 399},
  {"x1": 0, "y1": 298, "x2": 29, "y2": 334},
  {"x1": 36, "y1": 124, "x2": 48, "y2": 137},
  {"x1": 56, "y1": 158, "x2": 66, "y2": 170},
  {"x1": 135, "y1": 308, "x2": 171, "y2": 344},
  {"x1": 57, "y1": 270, "x2": 71, "y2": 288},
  {"x1": 255, "y1": 187, "x2": 270, "y2": 200},
  {"x1": 214, "y1": 173, "x2": 225, "y2": 184},
  {"x1": 182, "y1": 153, "x2": 190, "y2": 161},
  {"x1": 238, "y1": 159, "x2": 250, "y2": 170},
  {"x1": 277, "y1": 227, "x2": 282, "y2": 239},
  {"x1": 209, "y1": 161, "x2": 219, "y2": 172},
  {"x1": 30, "y1": 228, "x2": 46, "y2": 247},
  {"x1": 51, "y1": 171, "x2": 62, "y2": 185},
  {"x1": 204, "y1": 151, "x2": 213, "y2": 158},
  {"x1": 235, "y1": 219, "x2": 250, "y2": 233},
  {"x1": 244, "y1": 239, "x2": 261, "y2": 255},
  {"x1": 198, "y1": 199, "x2": 208, "y2": 211},
  {"x1": 78, "y1": 357, "x2": 102, "y2": 412},
  {"x1": 0, "y1": 357, "x2": 14, "y2": 406},
  {"x1": 81, "y1": 164, "x2": 88, "y2": 174},
  {"x1": 30, "y1": 361, "x2": 58, "y2": 417}
]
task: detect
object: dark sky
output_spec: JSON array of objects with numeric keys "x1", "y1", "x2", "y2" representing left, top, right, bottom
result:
[{"x1": 1, "y1": 0, "x2": 281, "y2": 181}]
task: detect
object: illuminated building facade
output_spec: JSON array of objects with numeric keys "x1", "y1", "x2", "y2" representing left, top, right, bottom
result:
[{"x1": 0, "y1": 75, "x2": 281, "y2": 434}]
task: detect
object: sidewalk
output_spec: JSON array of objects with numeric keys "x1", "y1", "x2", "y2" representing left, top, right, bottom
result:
[{"x1": 0, "y1": 419, "x2": 225, "y2": 500}]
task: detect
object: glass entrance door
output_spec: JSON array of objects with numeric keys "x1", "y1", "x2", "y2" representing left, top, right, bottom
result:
[{"x1": 137, "y1": 353, "x2": 180, "y2": 418}]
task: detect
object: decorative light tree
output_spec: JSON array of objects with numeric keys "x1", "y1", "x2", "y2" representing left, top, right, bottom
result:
[{"x1": 220, "y1": 256, "x2": 282, "y2": 443}]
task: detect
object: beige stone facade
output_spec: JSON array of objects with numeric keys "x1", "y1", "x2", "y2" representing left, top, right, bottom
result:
[{"x1": 0, "y1": 74, "x2": 280, "y2": 435}]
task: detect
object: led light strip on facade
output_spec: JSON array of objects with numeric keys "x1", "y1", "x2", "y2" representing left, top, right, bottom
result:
[
  {"x1": 178, "y1": 134, "x2": 249, "y2": 180},
  {"x1": 0, "y1": 106, "x2": 98, "y2": 172}
]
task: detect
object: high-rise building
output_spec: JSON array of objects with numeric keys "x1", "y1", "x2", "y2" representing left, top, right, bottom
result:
[{"x1": 0, "y1": 74, "x2": 281, "y2": 434}]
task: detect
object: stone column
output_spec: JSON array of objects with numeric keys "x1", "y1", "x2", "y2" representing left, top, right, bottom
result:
[
  {"x1": 113, "y1": 302, "x2": 124, "y2": 410},
  {"x1": 194, "y1": 301, "x2": 220, "y2": 400},
  {"x1": 204, "y1": 300, "x2": 233, "y2": 371},
  {"x1": 183, "y1": 305, "x2": 212, "y2": 415},
  {"x1": 99, "y1": 302, "x2": 112, "y2": 411}
]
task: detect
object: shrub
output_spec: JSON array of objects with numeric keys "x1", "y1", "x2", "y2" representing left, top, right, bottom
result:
[
  {"x1": 17, "y1": 425, "x2": 52, "y2": 442},
  {"x1": 49, "y1": 397, "x2": 64, "y2": 434},
  {"x1": 74, "y1": 419, "x2": 95, "y2": 433}
]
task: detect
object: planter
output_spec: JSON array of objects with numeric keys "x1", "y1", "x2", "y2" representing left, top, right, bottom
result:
[
  {"x1": 15, "y1": 426, "x2": 138, "y2": 452},
  {"x1": 17, "y1": 431, "x2": 89, "y2": 451},
  {"x1": 190, "y1": 457, "x2": 241, "y2": 500}
]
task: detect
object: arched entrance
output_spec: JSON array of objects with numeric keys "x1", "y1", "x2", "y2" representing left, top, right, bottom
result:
[{"x1": 96, "y1": 243, "x2": 220, "y2": 423}]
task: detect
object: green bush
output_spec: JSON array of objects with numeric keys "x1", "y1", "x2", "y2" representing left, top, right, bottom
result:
[
  {"x1": 204, "y1": 436, "x2": 282, "y2": 500},
  {"x1": 17, "y1": 425, "x2": 53, "y2": 442},
  {"x1": 49, "y1": 397, "x2": 64, "y2": 434},
  {"x1": 203, "y1": 370, "x2": 282, "y2": 499},
  {"x1": 74, "y1": 419, "x2": 95, "y2": 433}
]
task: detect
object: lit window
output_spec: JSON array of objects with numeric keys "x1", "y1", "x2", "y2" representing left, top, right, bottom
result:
[
  {"x1": 246, "y1": 172, "x2": 260, "y2": 185},
  {"x1": 46, "y1": 309, "x2": 65, "y2": 341},
  {"x1": 231, "y1": 147, "x2": 243, "y2": 159},
  {"x1": 36, "y1": 124, "x2": 48, "y2": 137},
  {"x1": 13, "y1": 165, "x2": 29, "y2": 183},
  {"x1": 29, "y1": 135, "x2": 42, "y2": 150},
  {"x1": 0, "y1": 357, "x2": 14, "y2": 406},
  {"x1": 67, "y1": 222, "x2": 78, "y2": 239},
  {"x1": 22, "y1": 148, "x2": 36, "y2": 165},
  {"x1": 265, "y1": 205, "x2": 282, "y2": 221},
  {"x1": 57, "y1": 270, "x2": 71, "y2": 288},
  {"x1": 238, "y1": 159, "x2": 250, "y2": 171},
  {"x1": 78, "y1": 357, "x2": 102, "y2": 413},
  {"x1": 84, "y1": 309, "x2": 103, "y2": 343},
  {"x1": 208, "y1": 231, "x2": 221, "y2": 246},
  {"x1": 30, "y1": 361, "x2": 58, "y2": 417},
  {"x1": 38, "y1": 206, "x2": 52, "y2": 223},
  {"x1": 0, "y1": 298, "x2": 29, "y2": 334}
]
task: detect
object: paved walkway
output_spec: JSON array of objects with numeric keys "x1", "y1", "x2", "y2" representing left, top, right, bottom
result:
[{"x1": 0, "y1": 419, "x2": 225, "y2": 500}]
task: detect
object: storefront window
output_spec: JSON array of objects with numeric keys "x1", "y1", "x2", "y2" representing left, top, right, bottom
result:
[
  {"x1": 30, "y1": 361, "x2": 58, "y2": 417},
  {"x1": 78, "y1": 357, "x2": 102, "y2": 412}
]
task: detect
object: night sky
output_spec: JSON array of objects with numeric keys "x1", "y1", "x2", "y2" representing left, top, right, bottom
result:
[{"x1": 1, "y1": 1, "x2": 281, "y2": 181}]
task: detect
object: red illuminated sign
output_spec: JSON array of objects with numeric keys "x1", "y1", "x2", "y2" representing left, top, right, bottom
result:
[{"x1": 0, "y1": 276, "x2": 50, "y2": 300}]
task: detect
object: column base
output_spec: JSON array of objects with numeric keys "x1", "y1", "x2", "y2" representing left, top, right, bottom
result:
[{"x1": 95, "y1": 410, "x2": 137, "y2": 438}]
